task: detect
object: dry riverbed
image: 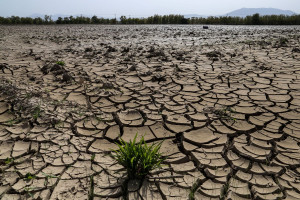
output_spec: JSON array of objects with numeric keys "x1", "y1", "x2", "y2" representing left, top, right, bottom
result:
[{"x1": 0, "y1": 25, "x2": 300, "y2": 199}]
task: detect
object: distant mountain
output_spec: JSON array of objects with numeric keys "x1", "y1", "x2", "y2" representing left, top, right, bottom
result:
[
  {"x1": 225, "y1": 8, "x2": 296, "y2": 17},
  {"x1": 178, "y1": 8, "x2": 296, "y2": 19}
]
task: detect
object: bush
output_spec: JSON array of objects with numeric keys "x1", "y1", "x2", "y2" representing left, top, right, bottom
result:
[{"x1": 112, "y1": 134, "x2": 165, "y2": 180}]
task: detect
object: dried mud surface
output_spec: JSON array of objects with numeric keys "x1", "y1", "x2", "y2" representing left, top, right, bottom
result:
[{"x1": 0, "y1": 25, "x2": 300, "y2": 200}]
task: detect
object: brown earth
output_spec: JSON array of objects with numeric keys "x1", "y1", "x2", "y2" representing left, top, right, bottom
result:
[{"x1": 0, "y1": 25, "x2": 300, "y2": 200}]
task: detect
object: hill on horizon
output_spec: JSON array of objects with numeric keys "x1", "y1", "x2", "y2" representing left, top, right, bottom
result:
[{"x1": 225, "y1": 8, "x2": 296, "y2": 17}]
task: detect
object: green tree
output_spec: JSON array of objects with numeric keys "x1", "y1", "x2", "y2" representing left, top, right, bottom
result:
[
  {"x1": 69, "y1": 16, "x2": 74, "y2": 24},
  {"x1": 56, "y1": 17, "x2": 63, "y2": 24},
  {"x1": 252, "y1": 13, "x2": 260, "y2": 25},
  {"x1": 10, "y1": 16, "x2": 21, "y2": 24},
  {"x1": 91, "y1": 15, "x2": 99, "y2": 24},
  {"x1": 120, "y1": 16, "x2": 127, "y2": 24},
  {"x1": 44, "y1": 15, "x2": 52, "y2": 24}
]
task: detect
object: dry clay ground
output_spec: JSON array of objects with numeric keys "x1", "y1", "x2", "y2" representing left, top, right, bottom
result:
[{"x1": 0, "y1": 25, "x2": 300, "y2": 200}]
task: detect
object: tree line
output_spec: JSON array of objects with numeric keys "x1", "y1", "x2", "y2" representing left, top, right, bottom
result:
[{"x1": 0, "y1": 14, "x2": 299, "y2": 25}]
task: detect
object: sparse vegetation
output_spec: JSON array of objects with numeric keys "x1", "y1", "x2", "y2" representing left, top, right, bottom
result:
[
  {"x1": 5, "y1": 157, "x2": 14, "y2": 165},
  {"x1": 42, "y1": 172, "x2": 58, "y2": 186},
  {"x1": 101, "y1": 82, "x2": 115, "y2": 90},
  {"x1": 6, "y1": 119, "x2": 17, "y2": 127},
  {"x1": 24, "y1": 186, "x2": 35, "y2": 198},
  {"x1": 32, "y1": 105, "x2": 42, "y2": 121},
  {"x1": 274, "y1": 37, "x2": 289, "y2": 48},
  {"x1": 88, "y1": 175, "x2": 94, "y2": 200},
  {"x1": 1, "y1": 13, "x2": 300, "y2": 25},
  {"x1": 56, "y1": 61, "x2": 65, "y2": 66},
  {"x1": 0, "y1": 78, "x2": 45, "y2": 123},
  {"x1": 215, "y1": 107, "x2": 236, "y2": 120},
  {"x1": 203, "y1": 106, "x2": 236, "y2": 121},
  {"x1": 188, "y1": 178, "x2": 201, "y2": 200},
  {"x1": 24, "y1": 172, "x2": 36, "y2": 182},
  {"x1": 54, "y1": 119, "x2": 64, "y2": 128},
  {"x1": 111, "y1": 134, "x2": 165, "y2": 180},
  {"x1": 205, "y1": 50, "x2": 223, "y2": 61},
  {"x1": 0, "y1": 78, "x2": 18, "y2": 96},
  {"x1": 91, "y1": 154, "x2": 95, "y2": 161},
  {"x1": 220, "y1": 181, "x2": 230, "y2": 200}
]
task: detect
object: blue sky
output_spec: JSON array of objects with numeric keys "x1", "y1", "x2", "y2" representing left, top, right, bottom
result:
[{"x1": 0, "y1": 0, "x2": 299, "y2": 17}]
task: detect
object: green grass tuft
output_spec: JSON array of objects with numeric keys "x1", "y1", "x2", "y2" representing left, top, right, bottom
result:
[
  {"x1": 32, "y1": 105, "x2": 42, "y2": 120},
  {"x1": 112, "y1": 134, "x2": 165, "y2": 180},
  {"x1": 189, "y1": 178, "x2": 201, "y2": 200},
  {"x1": 24, "y1": 173, "x2": 36, "y2": 182},
  {"x1": 5, "y1": 157, "x2": 14, "y2": 165},
  {"x1": 56, "y1": 61, "x2": 65, "y2": 66}
]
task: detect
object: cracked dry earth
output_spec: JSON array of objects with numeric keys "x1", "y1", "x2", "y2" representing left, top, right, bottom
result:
[{"x1": 0, "y1": 25, "x2": 300, "y2": 200}]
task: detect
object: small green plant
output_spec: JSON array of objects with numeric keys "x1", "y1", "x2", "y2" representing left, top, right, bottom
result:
[
  {"x1": 95, "y1": 115, "x2": 103, "y2": 122},
  {"x1": 220, "y1": 181, "x2": 230, "y2": 200},
  {"x1": 244, "y1": 40, "x2": 254, "y2": 46},
  {"x1": 44, "y1": 88, "x2": 50, "y2": 95},
  {"x1": 203, "y1": 106, "x2": 236, "y2": 122},
  {"x1": 273, "y1": 37, "x2": 289, "y2": 48},
  {"x1": 6, "y1": 119, "x2": 16, "y2": 127},
  {"x1": 111, "y1": 134, "x2": 165, "y2": 180},
  {"x1": 5, "y1": 157, "x2": 14, "y2": 165},
  {"x1": 52, "y1": 99, "x2": 64, "y2": 106},
  {"x1": 265, "y1": 157, "x2": 270, "y2": 166},
  {"x1": 25, "y1": 92, "x2": 33, "y2": 99},
  {"x1": 56, "y1": 61, "x2": 65, "y2": 66},
  {"x1": 74, "y1": 108, "x2": 85, "y2": 117},
  {"x1": 32, "y1": 105, "x2": 42, "y2": 120},
  {"x1": 101, "y1": 82, "x2": 114, "y2": 90},
  {"x1": 54, "y1": 120, "x2": 64, "y2": 128},
  {"x1": 24, "y1": 186, "x2": 34, "y2": 198},
  {"x1": 42, "y1": 172, "x2": 58, "y2": 186},
  {"x1": 78, "y1": 111, "x2": 84, "y2": 117},
  {"x1": 279, "y1": 37, "x2": 288, "y2": 45},
  {"x1": 24, "y1": 172, "x2": 36, "y2": 182},
  {"x1": 189, "y1": 178, "x2": 201, "y2": 200},
  {"x1": 215, "y1": 107, "x2": 234, "y2": 118},
  {"x1": 88, "y1": 175, "x2": 94, "y2": 200},
  {"x1": 91, "y1": 154, "x2": 96, "y2": 161}
]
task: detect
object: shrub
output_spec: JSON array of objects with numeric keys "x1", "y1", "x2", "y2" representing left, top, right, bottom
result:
[{"x1": 112, "y1": 134, "x2": 165, "y2": 180}]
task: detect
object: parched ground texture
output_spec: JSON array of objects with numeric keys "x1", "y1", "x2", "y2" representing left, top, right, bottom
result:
[{"x1": 0, "y1": 25, "x2": 300, "y2": 200}]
